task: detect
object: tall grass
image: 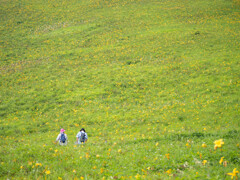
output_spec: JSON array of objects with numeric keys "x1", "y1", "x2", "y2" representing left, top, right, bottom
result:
[{"x1": 0, "y1": 0, "x2": 239, "y2": 179}]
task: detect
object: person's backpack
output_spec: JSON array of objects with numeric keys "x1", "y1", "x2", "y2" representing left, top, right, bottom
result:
[
  {"x1": 60, "y1": 133, "x2": 66, "y2": 143},
  {"x1": 79, "y1": 131, "x2": 86, "y2": 142}
]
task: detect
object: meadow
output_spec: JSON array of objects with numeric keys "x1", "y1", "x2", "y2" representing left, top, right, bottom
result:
[{"x1": 0, "y1": 0, "x2": 239, "y2": 179}]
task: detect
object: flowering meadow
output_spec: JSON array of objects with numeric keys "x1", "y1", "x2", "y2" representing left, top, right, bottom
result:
[{"x1": 0, "y1": 0, "x2": 239, "y2": 179}]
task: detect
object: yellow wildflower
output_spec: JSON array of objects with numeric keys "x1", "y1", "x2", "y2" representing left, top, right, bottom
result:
[
  {"x1": 202, "y1": 143, "x2": 207, "y2": 148},
  {"x1": 165, "y1": 153, "x2": 170, "y2": 159},
  {"x1": 214, "y1": 139, "x2": 224, "y2": 150},
  {"x1": 85, "y1": 153, "x2": 89, "y2": 159},
  {"x1": 45, "y1": 170, "x2": 51, "y2": 175},
  {"x1": 135, "y1": 174, "x2": 140, "y2": 179},
  {"x1": 35, "y1": 163, "x2": 42, "y2": 167},
  {"x1": 141, "y1": 169, "x2": 146, "y2": 173},
  {"x1": 186, "y1": 143, "x2": 191, "y2": 148},
  {"x1": 227, "y1": 168, "x2": 239, "y2": 179},
  {"x1": 166, "y1": 169, "x2": 172, "y2": 175},
  {"x1": 202, "y1": 160, "x2": 207, "y2": 166},
  {"x1": 219, "y1": 157, "x2": 224, "y2": 165}
]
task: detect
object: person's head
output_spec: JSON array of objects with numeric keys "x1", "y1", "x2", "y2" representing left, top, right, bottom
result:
[
  {"x1": 80, "y1": 128, "x2": 85, "y2": 132},
  {"x1": 60, "y1": 128, "x2": 65, "y2": 133}
]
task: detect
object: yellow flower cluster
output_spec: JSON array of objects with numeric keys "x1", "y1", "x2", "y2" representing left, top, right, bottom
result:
[{"x1": 214, "y1": 139, "x2": 224, "y2": 150}]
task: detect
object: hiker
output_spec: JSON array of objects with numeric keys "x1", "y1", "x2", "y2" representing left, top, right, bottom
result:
[
  {"x1": 76, "y1": 128, "x2": 88, "y2": 144},
  {"x1": 55, "y1": 128, "x2": 68, "y2": 145}
]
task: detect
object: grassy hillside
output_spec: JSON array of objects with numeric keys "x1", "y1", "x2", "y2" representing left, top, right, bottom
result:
[{"x1": 0, "y1": 0, "x2": 239, "y2": 179}]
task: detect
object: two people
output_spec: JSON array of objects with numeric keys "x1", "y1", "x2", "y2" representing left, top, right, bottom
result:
[{"x1": 55, "y1": 128, "x2": 88, "y2": 145}]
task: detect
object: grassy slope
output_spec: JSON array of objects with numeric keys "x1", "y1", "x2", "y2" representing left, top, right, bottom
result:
[{"x1": 0, "y1": 0, "x2": 239, "y2": 179}]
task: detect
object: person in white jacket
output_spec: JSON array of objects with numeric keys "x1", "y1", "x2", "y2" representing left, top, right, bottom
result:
[{"x1": 55, "y1": 128, "x2": 68, "y2": 145}]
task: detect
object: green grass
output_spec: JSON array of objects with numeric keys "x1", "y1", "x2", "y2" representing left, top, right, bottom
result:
[{"x1": 0, "y1": 0, "x2": 240, "y2": 179}]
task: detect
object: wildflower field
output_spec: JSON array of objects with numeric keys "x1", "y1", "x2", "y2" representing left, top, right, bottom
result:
[{"x1": 0, "y1": 0, "x2": 239, "y2": 179}]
